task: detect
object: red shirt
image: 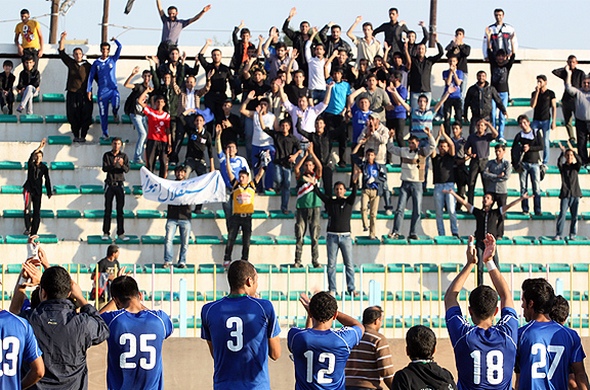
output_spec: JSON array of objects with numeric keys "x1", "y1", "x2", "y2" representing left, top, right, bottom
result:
[{"x1": 144, "y1": 106, "x2": 171, "y2": 142}]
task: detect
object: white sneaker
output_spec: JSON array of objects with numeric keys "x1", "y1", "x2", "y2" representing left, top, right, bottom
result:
[
  {"x1": 119, "y1": 234, "x2": 130, "y2": 241},
  {"x1": 102, "y1": 235, "x2": 110, "y2": 240}
]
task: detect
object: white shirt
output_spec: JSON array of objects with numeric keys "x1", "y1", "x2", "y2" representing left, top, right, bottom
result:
[
  {"x1": 305, "y1": 40, "x2": 328, "y2": 91},
  {"x1": 282, "y1": 100, "x2": 327, "y2": 141},
  {"x1": 252, "y1": 112, "x2": 275, "y2": 147}
]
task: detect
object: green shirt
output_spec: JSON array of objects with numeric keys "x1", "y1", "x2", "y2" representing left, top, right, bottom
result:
[{"x1": 296, "y1": 177, "x2": 322, "y2": 209}]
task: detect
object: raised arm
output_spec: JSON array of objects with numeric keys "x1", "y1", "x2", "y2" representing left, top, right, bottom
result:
[
  {"x1": 240, "y1": 90, "x2": 256, "y2": 118},
  {"x1": 445, "y1": 236, "x2": 477, "y2": 309},
  {"x1": 187, "y1": 4, "x2": 211, "y2": 25},
  {"x1": 482, "y1": 234, "x2": 514, "y2": 309},
  {"x1": 346, "y1": 16, "x2": 361, "y2": 43},
  {"x1": 124, "y1": 66, "x2": 140, "y2": 89},
  {"x1": 432, "y1": 85, "x2": 455, "y2": 113},
  {"x1": 444, "y1": 188, "x2": 473, "y2": 211},
  {"x1": 282, "y1": 7, "x2": 297, "y2": 40},
  {"x1": 501, "y1": 193, "x2": 532, "y2": 215},
  {"x1": 156, "y1": 0, "x2": 165, "y2": 17},
  {"x1": 137, "y1": 86, "x2": 154, "y2": 109}
]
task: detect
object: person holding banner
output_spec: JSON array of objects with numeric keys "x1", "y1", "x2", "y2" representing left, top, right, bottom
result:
[
  {"x1": 223, "y1": 149, "x2": 266, "y2": 269},
  {"x1": 163, "y1": 165, "x2": 192, "y2": 269}
]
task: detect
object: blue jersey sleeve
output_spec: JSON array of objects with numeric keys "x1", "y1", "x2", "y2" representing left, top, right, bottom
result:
[
  {"x1": 445, "y1": 305, "x2": 470, "y2": 346},
  {"x1": 496, "y1": 307, "x2": 519, "y2": 344},
  {"x1": 113, "y1": 40, "x2": 122, "y2": 62},
  {"x1": 569, "y1": 328, "x2": 586, "y2": 363},
  {"x1": 200, "y1": 304, "x2": 212, "y2": 341},
  {"x1": 287, "y1": 327, "x2": 302, "y2": 352},
  {"x1": 260, "y1": 300, "x2": 281, "y2": 339},
  {"x1": 335, "y1": 325, "x2": 363, "y2": 349},
  {"x1": 22, "y1": 321, "x2": 42, "y2": 364},
  {"x1": 156, "y1": 310, "x2": 174, "y2": 339}
]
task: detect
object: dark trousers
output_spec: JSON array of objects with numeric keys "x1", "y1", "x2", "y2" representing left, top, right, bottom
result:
[
  {"x1": 562, "y1": 99, "x2": 576, "y2": 140},
  {"x1": 23, "y1": 189, "x2": 42, "y2": 235},
  {"x1": 0, "y1": 90, "x2": 15, "y2": 114},
  {"x1": 454, "y1": 163, "x2": 469, "y2": 205},
  {"x1": 146, "y1": 139, "x2": 169, "y2": 178},
  {"x1": 386, "y1": 117, "x2": 406, "y2": 147},
  {"x1": 476, "y1": 241, "x2": 500, "y2": 286},
  {"x1": 172, "y1": 115, "x2": 193, "y2": 163},
  {"x1": 576, "y1": 119, "x2": 590, "y2": 165},
  {"x1": 295, "y1": 207, "x2": 321, "y2": 264},
  {"x1": 443, "y1": 98, "x2": 463, "y2": 135},
  {"x1": 103, "y1": 184, "x2": 125, "y2": 236},
  {"x1": 67, "y1": 91, "x2": 93, "y2": 139},
  {"x1": 323, "y1": 164, "x2": 334, "y2": 198},
  {"x1": 185, "y1": 157, "x2": 207, "y2": 212},
  {"x1": 467, "y1": 158, "x2": 488, "y2": 205},
  {"x1": 325, "y1": 113, "x2": 347, "y2": 163},
  {"x1": 156, "y1": 41, "x2": 174, "y2": 66},
  {"x1": 490, "y1": 193, "x2": 507, "y2": 207},
  {"x1": 224, "y1": 214, "x2": 252, "y2": 261}
]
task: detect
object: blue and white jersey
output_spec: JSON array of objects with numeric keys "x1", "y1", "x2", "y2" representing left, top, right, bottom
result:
[
  {"x1": 288, "y1": 326, "x2": 363, "y2": 390},
  {"x1": 446, "y1": 306, "x2": 518, "y2": 390},
  {"x1": 100, "y1": 309, "x2": 173, "y2": 390},
  {"x1": 516, "y1": 320, "x2": 585, "y2": 390},
  {"x1": 0, "y1": 310, "x2": 42, "y2": 390},
  {"x1": 218, "y1": 152, "x2": 250, "y2": 188},
  {"x1": 87, "y1": 39, "x2": 122, "y2": 92},
  {"x1": 201, "y1": 295, "x2": 281, "y2": 390}
]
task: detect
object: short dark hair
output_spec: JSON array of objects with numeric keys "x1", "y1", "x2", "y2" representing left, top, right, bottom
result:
[
  {"x1": 100, "y1": 42, "x2": 111, "y2": 50},
  {"x1": 107, "y1": 244, "x2": 119, "y2": 257},
  {"x1": 537, "y1": 74, "x2": 547, "y2": 82},
  {"x1": 496, "y1": 49, "x2": 507, "y2": 57},
  {"x1": 73, "y1": 47, "x2": 84, "y2": 55},
  {"x1": 469, "y1": 285, "x2": 499, "y2": 319},
  {"x1": 211, "y1": 48, "x2": 222, "y2": 56},
  {"x1": 169, "y1": 47, "x2": 180, "y2": 54},
  {"x1": 389, "y1": 7, "x2": 399, "y2": 13},
  {"x1": 331, "y1": 25, "x2": 341, "y2": 31},
  {"x1": 23, "y1": 56, "x2": 34, "y2": 63},
  {"x1": 477, "y1": 70, "x2": 487, "y2": 77},
  {"x1": 550, "y1": 295, "x2": 570, "y2": 324},
  {"x1": 167, "y1": 6, "x2": 178, "y2": 13},
  {"x1": 362, "y1": 306, "x2": 382, "y2": 325},
  {"x1": 110, "y1": 276, "x2": 140, "y2": 304},
  {"x1": 279, "y1": 118, "x2": 292, "y2": 128},
  {"x1": 362, "y1": 22, "x2": 373, "y2": 29},
  {"x1": 40, "y1": 266, "x2": 71, "y2": 300},
  {"x1": 522, "y1": 278, "x2": 555, "y2": 314},
  {"x1": 406, "y1": 325, "x2": 436, "y2": 360},
  {"x1": 392, "y1": 71, "x2": 402, "y2": 81},
  {"x1": 309, "y1": 292, "x2": 337, "y2": 323},
  {"x1": 517, "y1": 114, "x2": 529, "y2": 124},
  {"x1": 331, "y1": 67, "x2": 343, "y2": 76},
  {"x1": 300, "y1": 21, "x2": 310, "y2": 28},
  {"x1": 174, "y1": 164, "x2": 186, "y2": 175},
  {"x1": 2, "y1": 60, "x2": 13, "y2": 68},
  {"x1": 142, "y1": 69, "x2": 151, "y2": 76},
  {"x1": 495, "y1": 143, "x2": 506, "y2": 150},
  {"x1": 365, "y1": 148, "x2": 376, "y2": 155},
  {"x1": 240, "y1": 28, "x2": 251, "y2": 36},
  {"x1": 227, "y1": 260, "x2": 256, "y2": 291},
  {"x1": 314, "y1": 43, "x2": 325, "y2": 51},
  {"x1": 408, "y1": 134, "x2": 420, "y2": 142},
  {"x1": 275, "y1": 42, "x2": 287, "y2": 51},
  {"x1": 494, "y1": 8, "x2": 504, "y2": 14},
  {"x1": 333, "y1": 181, "x2": 346, "y2": 190},
  {"x1": 455, "y1": 28, "x2": 465, "y2": 35},
  {"x1": 112, "y1": 137, "x2": 122, "y2": 144},
  {"x1": 293, "y1": 69, "x2": 305, "y2": 78},
  {"x1": 21, "y1": 9, "x2": 30, "y2": 15},
  {"x1": 418, "y1": 94, "x2": 429, "y2": 102},
  {"x1": 568, "y1": 55, "x2": 577, "y2": 61}
]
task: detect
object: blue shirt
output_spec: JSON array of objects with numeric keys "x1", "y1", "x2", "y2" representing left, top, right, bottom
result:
[
  {"x1": 0, "y1": 310, "x2": 42, "y2": 390},
  {"x1": 365, "y1": 164, "x2": 379, "y2": 189},
  {"x1": 201, "y1": 295, "x2": 281, "y2": 390},
  {"x1": 100, "y1": 309, "x2": 173, "y2": 390},
  {"x1": 442, "y1": 69, "x2": 464, "y2": 99},
  {"x1": 351, "y1": 106, "x2": 371, "y2": 144},
  {"x1": 446, "y1": 306, "x2": 518, "y2": 390},
  {"x1": 325, "y1": 79, "x2": 351, "y2": 115},
  {"x1": 516, "y1": 320, "x2": 586, "y2": 390},
  {"x1": 386, "y1": 84, "x2": 408, "y2": 119},
  {"x1": 411, "y1": 109, "x2": 435, "y2": 135},
  {"x1": 288, "y1": 325, "x2": 363, "y2": 390},
  {"x1": 218, "y1": 152, "x2": 250, "y2": 188},
  {"x1": 87, "y1": 39, "x2": 122, "y2": 92}
]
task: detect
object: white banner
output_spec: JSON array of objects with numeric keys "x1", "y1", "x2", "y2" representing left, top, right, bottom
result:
[{"x1": 140, "y1": 167, "x2": 226, "y2": 205}]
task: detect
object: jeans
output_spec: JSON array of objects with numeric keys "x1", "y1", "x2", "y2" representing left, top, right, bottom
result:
[
  {"x1": 461, "y1": 73, "x2": 469, "y2": 101},
  {"x1": 531, "y1": 119, "x2": 551, "y2": 165},
  {"x1": 434, "y1": 182, "x2": 458, "y2": 236},
  {"x1": 310, "y1": 89, "x2": 326, "y2": 105},
  {"x1": 326, "y1": 233, "x2": 355, "y2": 293},
  {"x1": 392, "y1": 181, "x2": 423, "y2": 235},
  {"x1": 556, "y1": 197, "x2": 579, "y2": 237},
  {"x1": 19, "y1": 85, "x2": 38, "y2": 114},
  {"x1": 410, "y1": 92, "x2": 432, "y2": 112},
  {"x1": 491, "y1": 91, "x2": 509, "y2": 139},
  {"x1": 274, "y1": 164, "x2": 292, "y2": 212},
  {"x1": 519, "y1": 162, "x2": 542, "y2": 214},
  {"x1": 295, "y1": 207, "x2": 321, "y2": 264},
  {"x1": 103, "y1": 184, "x2": 125, "y2": 236},
  {"x1": 130, "y1": 114, "x2": 147, "y2": 161},
  {"x1": 252, "y1": 144, "x2": 276, "y2": 190},
  {"x1": 224, "y1": 214, "x2": 252, "y2": 261},
  {"x1": 164, "y1": 219, "x2": 191, "y2": 264}
]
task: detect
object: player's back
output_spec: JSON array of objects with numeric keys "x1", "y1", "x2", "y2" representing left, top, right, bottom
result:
[
  {"x1": 101, "y1": 309, "x2": 173, "y2": 390},
  {"x1": 0, "y1": 310, "x2": 42, "y2": 390},
  {"x1": 201, "y1": 296, "x2": 280, "y2": 390},
  {"x1": 288, "y1": 326, "x2": 363, "y2": 390},
  {"x1": 517, "y1": 320, "x2": 583, "y2": 390},
  {"x1": 446, "y1": 306, "x2": 518, "y2": 390}
]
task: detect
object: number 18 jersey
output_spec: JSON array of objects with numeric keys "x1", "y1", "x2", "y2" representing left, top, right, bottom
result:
[
  {"x1": 516, "y1": 320, "x2": 586, "y2": 390},
  {"x1": 201, "y1": 295, "x2": 281, "y2": 390},
  {"x1": 446, "y1": 306, "x2": 518, "y2": 390},
  {"x1": 100, "y1": 309, "x2": 173, "y2": 390}
]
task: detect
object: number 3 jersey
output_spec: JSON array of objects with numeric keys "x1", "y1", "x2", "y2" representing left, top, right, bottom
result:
[
  {"x1": 516, "y1": 320, "x2": 586, "y2": 390},
  {"x1": 287, "y1": 326, "x2": 363, "y2": 390},
  {"x1": 446, "y1": 306, "x2": 518, "y2": 390},
  {"x1": 100, "y1": 309, "x2": 173, "y2": 390},
  {"x1": 201, "y1": 295, "x2": 281, "y2": 390}
]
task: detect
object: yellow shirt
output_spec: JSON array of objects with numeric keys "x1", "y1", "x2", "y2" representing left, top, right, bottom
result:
[
  {"x1": 232, "y1": 181, "x2": 256, "y2": 214},
  {"x1": 15, "y1": 20, "x2": 41, "y2": 50}
]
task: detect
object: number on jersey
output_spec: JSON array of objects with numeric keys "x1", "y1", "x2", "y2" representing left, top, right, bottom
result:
[
  {"x1": 119, "y1": 333, "x2": 157, "y2": 370},
  {"x1": 0, "y1": 337, "x2": 20, "y2": 377},
  {"x1": 470, "y1": 349, "x2": 504, "y2": 385},
  {"x1": 226, "y1": 317, "x2": 244, "y2": 352},
  {"x1": 531, "y1": 343, "x2": 565, "y2": 380},
  {"x1": 303, "y1": 350, "x2": 336, "y2": 384}
]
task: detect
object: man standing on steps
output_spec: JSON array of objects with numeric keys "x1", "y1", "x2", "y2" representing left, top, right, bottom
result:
[
  {"x1": 58, "y1": 31, "x2": 93, "y2": 143},
  {"x1": 23, "y1": 138, "x2": 52, "y2": 236},
  {"x1": 565, "y1": 66, "x2": 590, "y2": 166},
  {"x1": 87, "y1": 38, "x2": 122, "y2": 140},
  {"x1": 102, "y1": 137, "x2": 130, "y2": 242},
  {"x1": 553, "y1": 56, "x2": 585, "y2": 143},
  {"x1": 163, "y1": 165, "x2": 191, "y2": 269}
]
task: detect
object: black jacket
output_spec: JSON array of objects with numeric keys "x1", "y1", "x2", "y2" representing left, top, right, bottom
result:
[
  {"x1": 102, "y1": 150, "x2": 130, "y2": 184},
  {"x1": 314, "y1": 182, "x2": 357, "y2": 233},
  {"x1": 21, "y1": 299, "x2": 109, "y2": 390},
  {"x1": 319, "y1": 25, "x2": 353, "y2": 58},
  {"x1": 464, "y1": 81, "x2": 505, "y2": 120},
  {"x1": 17, "y1": 68, "x2": 41, "y2": 90},
  {"x1": 23, "y1": 151, "x2": 52, "y2": 197},
  {"x1": 391, "y1": 361, "x2": 457, "y2": 390},
  {"x1": 58, "y1": 49, "x2": 92, "y2": 93},
  {"x1": 282, "y1": 19, "x2": 309, "y2": 67},
  {"x1": 558, "y1": 151, "x2": 583, "y2": 198},
  {"x1": 512, "y1": 130, "x2": 543, "y2": 165},
  {"x1": 372, "y1": 21, "x2": 410, "y2": 55}
]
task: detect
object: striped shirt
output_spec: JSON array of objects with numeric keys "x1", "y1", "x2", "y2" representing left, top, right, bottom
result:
[{"x1": 345, "y1": 329, "x2": 395, "y2": 389}]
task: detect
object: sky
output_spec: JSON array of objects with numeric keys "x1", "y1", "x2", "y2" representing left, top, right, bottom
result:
[{"x1": 1, "y1": 0, "x2": 588, "y2": 52}]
